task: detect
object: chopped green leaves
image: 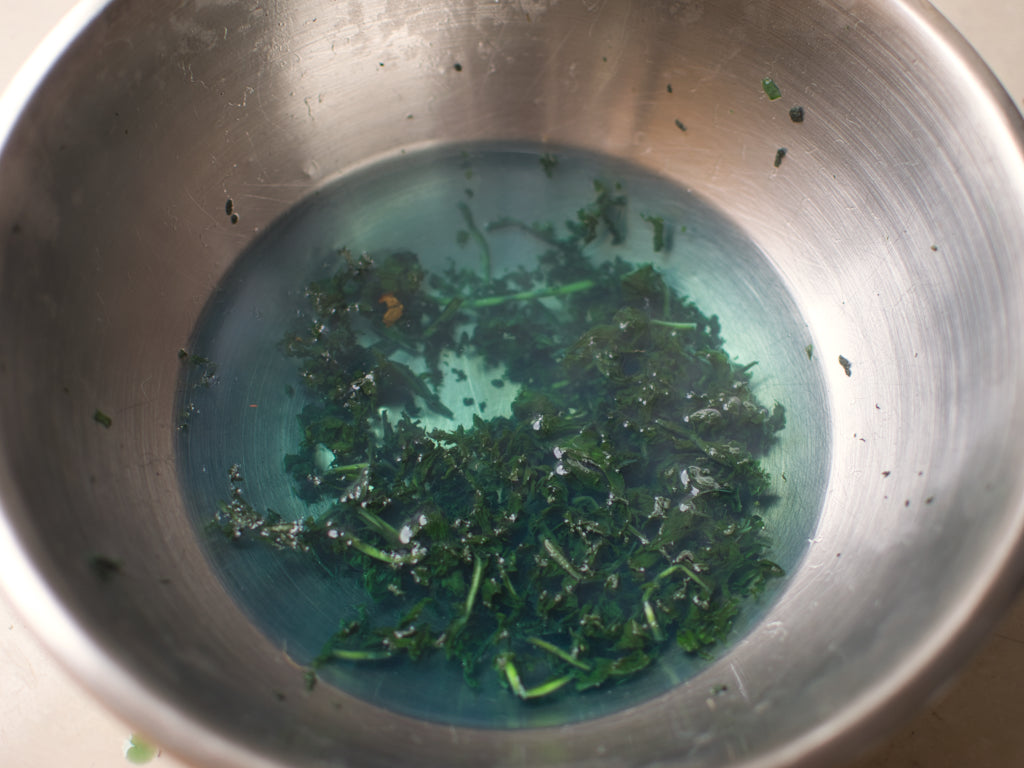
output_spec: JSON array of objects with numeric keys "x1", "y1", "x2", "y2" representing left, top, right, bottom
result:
[
  {"x1": 641, "y1": 214, "x2": 667, "y2": 252},
  {"x1": 214, "y1": 181, "x2": 785, "y2": 702},
  {"x1": 93, "y1": 409, "x2": 113, "y2": 428}
]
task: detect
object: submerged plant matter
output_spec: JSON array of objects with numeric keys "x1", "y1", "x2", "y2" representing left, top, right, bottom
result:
[{"x1": 213, "y1": 178, "x2": 786, "y2": 701}]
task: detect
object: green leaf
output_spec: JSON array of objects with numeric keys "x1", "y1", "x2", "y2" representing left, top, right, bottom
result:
[
  {"x1": 641, "y1": 214, "x2": 667, "y2": 252},
  {"x1": 761, "y1": 77, "x2": 782, "y2": 100},
  {"x1": 124, "y1": 734, "x2": 158, "y2": 765}
]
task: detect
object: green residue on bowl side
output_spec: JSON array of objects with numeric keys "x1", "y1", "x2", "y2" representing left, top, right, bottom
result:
[
  {"x1": 761, "y1": 77, "x2": 782, "y2": 100},
  {"x1": 124, "y1": 733, "x2": 158, "y2": 764}
]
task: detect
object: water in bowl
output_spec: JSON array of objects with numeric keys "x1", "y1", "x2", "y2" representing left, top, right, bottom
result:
[{"x1": 176, "y1": 143, "x2": 829, "y2": 728}]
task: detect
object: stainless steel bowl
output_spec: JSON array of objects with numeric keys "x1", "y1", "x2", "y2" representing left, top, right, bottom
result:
[{"x1": 2, "y1": 1, "x2": 1024, "y2": 766}]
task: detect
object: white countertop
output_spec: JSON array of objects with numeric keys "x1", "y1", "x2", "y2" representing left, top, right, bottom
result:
[{"x1": 1, "y1": 1, "x2": 1022, "y2": 766}]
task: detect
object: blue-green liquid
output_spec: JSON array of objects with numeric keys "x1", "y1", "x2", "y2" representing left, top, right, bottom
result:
[{"x1": 176, "y1": 144, "x2": 829, "y2": 728}]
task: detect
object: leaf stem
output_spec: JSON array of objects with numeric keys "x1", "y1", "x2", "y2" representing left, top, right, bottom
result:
[
  {"x1": 450, "y1": 555, "x2": 484, "y2": 637},
  {"x1": 325, "y1": 462, "x2": 370, "y2": 475},
  {"x1": 458, "y1": 202, "x2": 491, "y2": 283},
  {"x1": 485, "y1": 217, "x2": 565, "y2": 250},
  {"x1": 331, "y1": 648, "x2": 392, "y2": 661},
  {"x1": 522, "y1": 674, "x2": 574, "y2": 699},
  {"x1": 422, "y1": 298, "x2": 464, "y2": 338},
  {"x1": 643, "y1": 599, "x2": 665, "y2": 642},
  {"x1": 465, "y1": 555, "x2": 484, "y2": 618},
  {"x1": 501, "y1": 656, "x2": 528, "y2": 698},
  {"x1": 650, "y1": 319, "x2": 698, "y2": 331},
  {"x1": 357, "y1": 509, "x2": 401, "y2": 545},
  {"x1": 498, "y1": 560, "x2": 519, "y2": 601},
  {"x1": 500, "y1": 656, "x2": 574, "y2": 699},
  {"x1": 463, "y1": 279, "x2": 596, "y2": 309},
  {"x1": 648, "y1": 562, "x2": 711, "y2": 593},
  {"x1": 543, "y1": 537, "x2": 583, "y2": 581},
  {"x1": 341, "y1": 533, "x2": 401, "y2": 564},
  {"x1": 527, "y1": 637, "x2": 591, "y2": 671}
]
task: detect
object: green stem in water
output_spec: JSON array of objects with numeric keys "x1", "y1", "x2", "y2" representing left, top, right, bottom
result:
[
  {"x1": 498, "y1": 560, "x2": 519, "y2": 601},
  {"x1": 462, "y1": 279, "x2": 597, "y2": 309},
  {"x1": 485, "y1": 217, "x2": 564, "y2": 250},
  {"x1": 430, "y1": 279, "x2": 596, "y2": 311},
  {"x1": 458, "y1": 202, "x2": 491, "y2": 283},
  {"x1": 357, "y1": 509, "x2": 401, "y2": 545},
  {"x1": 422, "y1": 297, "x2": 464, "y2": 339},
  {"x1": 465, "y1": 555, "x2": 484, "y2": 618},
  {"x1": 527, "y1": 637, "x2": 591, "y2": 671},
  {"x1": 643, "y1": 599, "x2": 665, "y2": 642},
  {"x1": 502, "y1": 656, "x2": 528, "y2": 698},
  {"x1": 646, "y1": 562, "x2": 711, "y2": 595},
  {"x1": 331, "y1": 648, "x2": 392, "y2": 661},
  {"x1": 543, "y1": 537, "x2": 583, "y2": 581},
  {"x1": 342, "y1": 533, "x2": 402, "y2": 564},
  {"x1": 522, "y1": 674, "x2": 574, "y2": 699},
  {"x1": 450, "y1": 555, "x2": 484, "y2": 636},
  {"x1": 500, "y1": 657, "x2": 574, "y2": 699},
  {"x1": 325, "y1": 462, "x2": 370, "y2": 475},
  {"x1": 650, "y1": 319, "x2": 698, "y2": 331}
]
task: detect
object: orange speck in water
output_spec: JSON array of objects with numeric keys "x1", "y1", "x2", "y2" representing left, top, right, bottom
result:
[{"x1": 379, "y1": 293, "x2": 404, "y2": 326}]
